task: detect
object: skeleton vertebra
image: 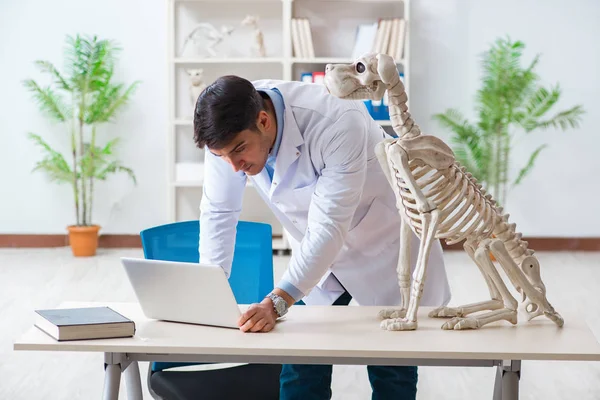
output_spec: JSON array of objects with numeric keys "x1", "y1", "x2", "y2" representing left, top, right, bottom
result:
[{"x1": 323, "y1": 53, "x2": 564, "y2": 331}]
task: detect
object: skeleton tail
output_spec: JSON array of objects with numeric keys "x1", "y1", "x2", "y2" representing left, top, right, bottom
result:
[{"x1": 491, "y1": 206, "x2": 534, "y2": 262}]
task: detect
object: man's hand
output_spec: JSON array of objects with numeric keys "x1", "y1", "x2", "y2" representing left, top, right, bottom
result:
[{"x1": 238, "y1": 298, "x2": 278, "y2": 333}]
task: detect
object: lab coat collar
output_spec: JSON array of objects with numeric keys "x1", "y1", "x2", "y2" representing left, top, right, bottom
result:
[{"x1": 268, "y1": 104, "x2": 304, "y2": 197}]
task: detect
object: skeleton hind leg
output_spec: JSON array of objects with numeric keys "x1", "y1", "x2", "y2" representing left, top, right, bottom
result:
[
  {"x1": 443, "y1": 240, "x2": 518, "y2": 330},
  {"x1": 489, "y1": 239, "x2": 564, "y2": 327},
  {"x1": 429, "y1": 239, "x2": 503, "y2": 319}
]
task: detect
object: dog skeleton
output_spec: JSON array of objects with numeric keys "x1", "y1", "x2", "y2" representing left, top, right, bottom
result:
[{"x1": 323, "y1": 53, "x2": 564, "y2": 331}]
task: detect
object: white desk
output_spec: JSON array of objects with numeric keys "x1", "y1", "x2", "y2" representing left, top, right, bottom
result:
[{"x1": 14, "y1": 302, "x2": 600, "y2": 400}]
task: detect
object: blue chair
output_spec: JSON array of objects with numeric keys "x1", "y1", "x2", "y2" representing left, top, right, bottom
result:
[{"x1": 140, "y1": 220, "x2": 282, "y2": 400}]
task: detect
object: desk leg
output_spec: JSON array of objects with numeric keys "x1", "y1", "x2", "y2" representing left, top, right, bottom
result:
[
  {"x1": 103, "y1": 364, "x2": 121, "y2": 400},
  {"x1": 493, "y1": 360, "x2": 521, "y2": 400},
  {"x1": 124, "y1": 361, "x2": 143, "y2": 400}
]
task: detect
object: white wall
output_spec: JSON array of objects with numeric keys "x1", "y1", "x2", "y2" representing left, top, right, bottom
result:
[
  {"x1": 0, "y1": 0, "x2": 168, "y2": 234},
  {"x1": 1, "y1": 0, "x2": 598, "y2": 236},
  {"x1": 410, "y1": 0, "x2": 600, "y2": 237}
]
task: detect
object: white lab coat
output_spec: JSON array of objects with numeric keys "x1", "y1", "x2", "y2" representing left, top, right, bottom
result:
[{"x1": 199, "y1": 79, "x2": 451, "y2": 307}]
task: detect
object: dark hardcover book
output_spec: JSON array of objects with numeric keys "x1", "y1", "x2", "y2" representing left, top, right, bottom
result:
[{"x1": 34, "y1": 306, "x2": 136, "y2": 341}]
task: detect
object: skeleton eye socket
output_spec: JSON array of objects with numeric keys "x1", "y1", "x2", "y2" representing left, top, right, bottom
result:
[{"x1": 356, "y1": 62, "x2": 366, "y2": 73}]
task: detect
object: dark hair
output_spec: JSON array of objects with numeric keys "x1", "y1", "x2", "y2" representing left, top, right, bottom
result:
[{"x1": 193, "y1": 75, "x2": 265, "y2": 149}]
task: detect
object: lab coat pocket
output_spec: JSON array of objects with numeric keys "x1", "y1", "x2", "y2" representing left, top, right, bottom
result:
[{"x1": 344, "y1": 197, "x2": 399, "y2": 257}]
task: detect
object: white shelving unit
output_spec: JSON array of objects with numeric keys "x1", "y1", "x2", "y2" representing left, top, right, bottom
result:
[{"x1": 166, "y1": 0, "x2": 409, "y2": 249}]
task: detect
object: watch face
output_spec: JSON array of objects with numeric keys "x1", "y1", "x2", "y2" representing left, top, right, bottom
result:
[{"x1": 277, "y1": 302, "x2": 285, "y2": 313}]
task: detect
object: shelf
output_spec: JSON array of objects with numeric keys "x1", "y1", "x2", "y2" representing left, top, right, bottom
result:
[
  {"x1": 174, "y1": 57, "x2": 284, "y2": 64},
  {"x1": 292, "y1": 58, "x2": 405, "y2": 64},
  {"x1": 175, "y1": 0, "x2": 283, "y2": 3},
  {"x1": 173, "y1": 179, "x2": 255, "y2": 187},
  {"x1": 175, "y1": 118, "x2": 391, "y2": 127},
  {"x1": 173, "y1": 180, "x2": 204, "y2": 187},
  {"x1": 175, "y1": 119, "x2": 193, "y2": 126},
  {"x1": 291, "y1": 0, "x2": 402, "y2": 2},
  {"x1": 175, "y1": 118, "x2": 391, "y2": 126}
]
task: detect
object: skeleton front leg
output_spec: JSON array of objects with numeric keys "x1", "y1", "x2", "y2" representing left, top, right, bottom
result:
[
  {"x1": 379, "y1": 217, "x2": 411, "y2": 320},
  {"x1": 376, "y1": 139, "x2": 410, "y2": 320},
  {"x1": 381, "y1": 145, "x2": 439, "y2": 331}
]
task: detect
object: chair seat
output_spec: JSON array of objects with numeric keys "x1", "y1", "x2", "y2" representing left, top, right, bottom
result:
[{"x1": 150, "y1": 363, "x2": 282, "y2": 400}]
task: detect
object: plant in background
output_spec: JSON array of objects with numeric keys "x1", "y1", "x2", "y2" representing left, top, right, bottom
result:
[
  {"x1": 433, "y1": 36, "x2": 584, "y2": 206},
  {"x1": 24, "y1": 34, "x2": 140, "y2": 256}
]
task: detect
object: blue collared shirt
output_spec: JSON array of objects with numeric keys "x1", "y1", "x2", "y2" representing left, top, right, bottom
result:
[{"x1": 259, "y1": 88, "x2": 284, "y2": 181}]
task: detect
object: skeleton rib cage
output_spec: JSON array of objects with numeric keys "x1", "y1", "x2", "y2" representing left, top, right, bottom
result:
[{"x1": 390, "y1": 157, "x2": 534, "y2": 261}]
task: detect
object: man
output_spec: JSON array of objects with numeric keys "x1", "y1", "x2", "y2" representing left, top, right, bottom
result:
[{"x1": 193, "y1": 75, "x2": 451, "y2": 400}]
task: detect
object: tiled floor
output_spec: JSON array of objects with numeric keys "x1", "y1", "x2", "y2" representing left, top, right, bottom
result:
[{"x1": 2, "y1": 248, "x2": 599, "y2": 399}]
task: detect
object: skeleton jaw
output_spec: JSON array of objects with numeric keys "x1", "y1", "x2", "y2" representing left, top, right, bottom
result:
[
  {"x1": 338, "y1": 80, "x2": 385, "y2": 100},
  {"x1": 324, "y1": 53, "x2": 387, "y2": 100}
]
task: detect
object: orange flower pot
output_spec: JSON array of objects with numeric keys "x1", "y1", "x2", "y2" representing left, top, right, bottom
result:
[{"x1": 67, "y1": 225, "x2": 101, "y2": 257}]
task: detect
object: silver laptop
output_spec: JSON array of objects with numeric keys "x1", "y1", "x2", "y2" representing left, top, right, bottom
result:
[{"x1": 120, "y1": 257, "x2": 242, "y2": 329}]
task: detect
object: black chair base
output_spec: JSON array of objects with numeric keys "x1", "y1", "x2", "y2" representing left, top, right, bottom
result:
[{"x1": 150, "y1": 363, "x2": 282, "y2": 400}]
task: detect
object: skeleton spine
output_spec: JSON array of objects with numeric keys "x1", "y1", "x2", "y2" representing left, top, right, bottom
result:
[
  {"x1": 387, "y1": 76, "x2": 421, "y2": 138},
  {"x1": 491, "y1": 210, "x2": 533, "y2": 261}
]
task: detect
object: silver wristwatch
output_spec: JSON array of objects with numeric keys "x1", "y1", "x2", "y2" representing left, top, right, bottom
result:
[{"x1": 266, "y1": 293, "x2": 289, "y2": 318}]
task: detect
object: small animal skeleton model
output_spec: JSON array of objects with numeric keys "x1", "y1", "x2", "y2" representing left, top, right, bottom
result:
[
  {"x1": 323, "y1": 53, "x2": 564, "y2": 331},
  {"x1": 180, "y1": 23, "x2": 235, "y2": 58},
  {"x1": 241, "y1": 15, "x2": 266, "y2": 57},
  {"x1": 185, "y1": 68, "x2": 207, "y2": 108}
]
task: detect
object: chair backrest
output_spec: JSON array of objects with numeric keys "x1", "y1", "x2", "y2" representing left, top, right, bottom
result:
[
  {"x1": 140, "y1": 219, "x2": 274, "y2": 304},
  {"x1": 139, "y1": 219, "x2": 274, "y2": 372}
]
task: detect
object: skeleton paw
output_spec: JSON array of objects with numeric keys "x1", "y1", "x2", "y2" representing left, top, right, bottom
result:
[
  {"x1": 442, "y1": 317, "x2": 480, "y2": 330},
  {"x1": 378, "y1": 308, "x2": 407, "y2": 320},
  {"x1": 380, "y1": 318, "x2": 417, "y2": 331},
  {"x1": 545, "y1": 311, "x2": 565, "y2": 328},
  {"x1": 428, "y1": 306, "x2": 462, "y2": 318}
]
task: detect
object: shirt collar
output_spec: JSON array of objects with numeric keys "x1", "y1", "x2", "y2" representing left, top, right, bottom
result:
[{"x1": 258, "y1": 88, "x2": 285, "y2": 161}]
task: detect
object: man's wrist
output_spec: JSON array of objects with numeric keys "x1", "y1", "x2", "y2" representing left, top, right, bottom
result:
[
  {"x1": 265, "y1": 290, "x2": 292, "y2": 318},
  {"x1": 271, "y1": 288, "x2": 295, "y2": 307},
  {"x1": 261, "y1": 297, "x2": 278, "y2": 318}
]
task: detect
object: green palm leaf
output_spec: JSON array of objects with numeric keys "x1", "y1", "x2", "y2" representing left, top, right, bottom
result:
[
  {"x1": 86, "y1": 78, "x2": 140, "y2": 124},
  {"x1": 22, "y1": 79, "x2": 70, "y2": 122},
  {"x1": 513, "y1": 144, "x2": 548, "y2": 186},
  {"x1": 432, "y1": 109, "x2": 487, "y2": 180},
  {"x1": 28, "y1": 133, "x2": 73, "y2": 183},
  {"x1": 65, "y1": 34, "x2": 119, "y2": 94},
  {"x1": 33, "y1": 60, "x2": 71, "y2": 91},
  {"x1": 95, "y1": 161, "x2": 137, "y2": 184},
  {"x1": 535, "y1": 105, "x2": 585, "y2": 131},
  {"x1": 516, "y1": 85, "x2": 561, "y2": 132}
]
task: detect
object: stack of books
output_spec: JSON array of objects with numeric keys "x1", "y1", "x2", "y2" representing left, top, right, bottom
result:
[
  {"x1": 291, "y1": 18, "x2": 315, "y2": 59},
  {"x1": 352, "y1": 18, "x2": 406, "y2": 61}
]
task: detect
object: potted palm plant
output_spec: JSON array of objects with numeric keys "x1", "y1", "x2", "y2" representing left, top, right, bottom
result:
[
  {"x1": 433, "y1": 36, "x2": 585, "y2": 207},
  {"x1": 24, "y1": 34, "x2": 139, "y2": 256}
]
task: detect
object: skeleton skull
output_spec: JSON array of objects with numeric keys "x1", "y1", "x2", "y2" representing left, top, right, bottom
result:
[{"x1": 324, "y1": 53, "x2": 388, "y2": 100}]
